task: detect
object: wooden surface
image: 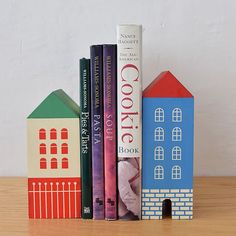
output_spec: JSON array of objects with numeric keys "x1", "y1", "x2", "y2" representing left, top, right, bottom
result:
[{"x1": 0, "y1": 177, "x2": 236, "y2": 236}]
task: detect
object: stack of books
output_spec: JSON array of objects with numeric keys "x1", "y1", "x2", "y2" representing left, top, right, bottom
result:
[{"x1": 80, "y1": 24, "x2": 142, "y2": 220}]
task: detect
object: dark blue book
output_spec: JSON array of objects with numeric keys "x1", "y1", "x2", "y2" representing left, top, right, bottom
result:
[
  {"x1": 90, "y1": 45, "x2": 104, "y2": 219},
  {"x1": 80, "y1": 58, "x2": 93, "y2": 219}
]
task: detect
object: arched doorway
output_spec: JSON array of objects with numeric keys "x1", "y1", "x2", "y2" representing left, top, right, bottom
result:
[{"x1": 162, "y1": 199, "x2": 172, "y2": 219}]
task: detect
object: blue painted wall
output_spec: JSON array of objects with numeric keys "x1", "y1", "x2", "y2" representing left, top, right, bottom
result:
[{"x1": 142, "y1": 98, "x2": 194, "y2": 189}]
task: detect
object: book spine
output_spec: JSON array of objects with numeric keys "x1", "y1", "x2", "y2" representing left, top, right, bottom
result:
[
  {"x1": 103, "y1": 45, "x2": 117, "y2": 220},
  {"x1": 117, "y1": 25, "x2": 142, "y2": 220},
  {"x1": 90, "y1": 45, "x2": 104, "y2": 219},
  {"x1": 79, "y1": 58, "x2": 93, "y2": 219}
]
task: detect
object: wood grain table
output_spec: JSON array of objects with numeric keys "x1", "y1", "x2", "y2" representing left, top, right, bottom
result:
[{"x1": 0, "y1": 177, "x2": 236, "y2": 236}]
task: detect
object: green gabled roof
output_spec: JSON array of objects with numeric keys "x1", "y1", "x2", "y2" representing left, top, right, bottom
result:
[{"x1": 28, "y1": 89, "x2": 80, "y2": 119}]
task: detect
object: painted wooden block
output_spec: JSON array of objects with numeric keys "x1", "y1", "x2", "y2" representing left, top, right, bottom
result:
[
  {"x1": 142, "y1": 71, "x2": 194, "y2": 220},
  {"x1": 27, "y1": 89, "x2": 81, "y2": 219}
]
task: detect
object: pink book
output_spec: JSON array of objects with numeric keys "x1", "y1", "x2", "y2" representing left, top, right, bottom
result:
[{"x1": 103, "y1": 44, "x2": 117, "y2": 220}]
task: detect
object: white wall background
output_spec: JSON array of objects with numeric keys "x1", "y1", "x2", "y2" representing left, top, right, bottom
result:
[{"x1": 0, "y1": 0, "x2": 235, "y2": 176}]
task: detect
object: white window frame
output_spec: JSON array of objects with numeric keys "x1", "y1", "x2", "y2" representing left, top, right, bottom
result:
[
  {"x1": 172, "y1": 146, "x2": 181, "y2": 160},
  {"x1": 155, "y1": 108, "x2": 164, "y2": 122},
  {"x1": 155, "y1": 127, "x2": 164, "y2": 141},
  {"x1": 172, "y1": 165, "x2": 181, "y2": 179},
  {"x1": 172, "y1": 127, "x2": 182, "y2": 141},
  {"x1": 154, "y1": 146, "x2": 164, "y2": 160},
  {"x1": 172, "y1": 108, "x2": 182, "y2": 122},
  {"x1": 154, "y1": 165, "x2": 164, "y2": 179}
]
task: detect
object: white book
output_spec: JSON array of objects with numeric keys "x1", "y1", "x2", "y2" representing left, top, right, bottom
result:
[{"x1": 117, "y1": 24, "x2": 142, "y2": 220}]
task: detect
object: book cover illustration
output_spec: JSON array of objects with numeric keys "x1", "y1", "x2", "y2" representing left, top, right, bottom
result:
[
  {"x1": 103, "y1": 45, "x2": 117, "y2": 220},
  {"x1": 117, "y1": 25, "x2": 142, "y2": 220},
  {"x1": 90, "y1": 45, "x2": 105, "y2": 219}
]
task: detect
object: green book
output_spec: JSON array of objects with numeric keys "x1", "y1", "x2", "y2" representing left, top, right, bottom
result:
[{"x1": 80, "y1": 58, "x2": 93, "y2": 219}]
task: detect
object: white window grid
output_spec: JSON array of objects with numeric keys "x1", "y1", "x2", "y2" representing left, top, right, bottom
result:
[
  {"x1": 172, "y1": 108, "x2": 182, "y2": 122},
  {"x1": 155, "y1": 127, "x2": 164, "y2": 141},
  {"x1": 172, "y1": 127, "x2": 182, "y2": 141},
  {"x1": 154, "y1": 146, "x2": 164, "y2": 160},
  {"x1": 172, "y1": 165, "x2": 181, "y2": 179},
  {"x1": 172, "y1": 146, "x2": 182, "y2": 160},
  {"x1": 154, "y1": 165, "x2": 164, "y2": 179},
  {"x1": 155, "y1": 108, "x2": 164, "y2": 122}
]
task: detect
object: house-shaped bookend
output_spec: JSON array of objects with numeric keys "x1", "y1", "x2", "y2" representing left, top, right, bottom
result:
[
  {"x1": 142, "y1": 71, "x2": 194, "y2": 220},
  {"x1": 27, "y1": 89, "x2": 81, "y2": 219}
]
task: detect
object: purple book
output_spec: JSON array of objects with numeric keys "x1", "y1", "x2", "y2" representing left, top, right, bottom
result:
[
  {"x1": 90, "y1": 45, "x2": 104, "y2": 219},
  {"x1": 103, "y1": 45, "x2": 117, "y2": 220}
]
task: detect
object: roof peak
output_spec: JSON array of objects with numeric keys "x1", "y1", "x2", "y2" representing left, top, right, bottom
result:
[
  {"x1": 143, "y1": 71, "x2": 193, "y2": 98},
  {"x1": 28, "y1": 89, "x2": 80, "y2": 119}
]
